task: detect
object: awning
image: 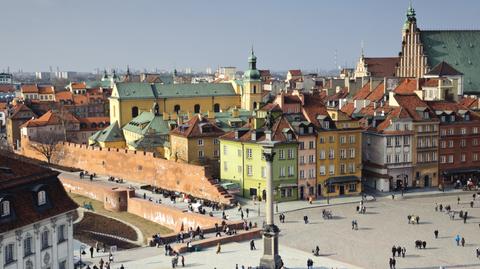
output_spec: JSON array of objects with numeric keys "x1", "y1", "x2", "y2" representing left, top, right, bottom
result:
[
  {"x1": 325, "y1": 176, "x2": 360, "y2": 185},
  {"x1": 443, "y1": 168, "x2": 480, "y2": 175}
]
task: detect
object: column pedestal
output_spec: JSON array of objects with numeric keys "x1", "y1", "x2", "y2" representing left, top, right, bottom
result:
[{"x1": 259, "y1": 225, "x2": 282, "y2": 269}]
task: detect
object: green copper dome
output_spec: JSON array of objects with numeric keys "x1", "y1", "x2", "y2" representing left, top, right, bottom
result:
[{"x1": 244, "y1": 48, "x2": 260, "y2": 80}]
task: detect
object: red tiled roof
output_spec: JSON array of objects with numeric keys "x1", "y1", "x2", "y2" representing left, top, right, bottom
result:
[
  {"x1": 21, "y1": 109, "x2": 79, "y2": 128},
  {"x1": 459, "y1": 97, "x2": 478, "y2": 109},
  {"x1": 353, "y1": 82, "x2": 372, "y2": 100},
  {"x1": 284, "y1": 95, "x2": 302, "y2": 104},
  {"x1": 288, "y1": 70, "x2": 302, "y2": 77},
  {"x1": 394, "y1": 78, "x2": 418, "y2": 94},
  {"x1": 423, "y1": 78, "x2": 439, "y2": 87},
  {"x1": 0, "y1": 155, "x2": 77, "y2": 233},
  {"x1": 73, "y1": 95, "x2": 88, "y2": 105},
  {"x1": 10, "y1": 104, "x2": 36, "y2": 119},
  {"x1": 21, "y1": 84, "x2": 39, "y2": 94},
  {"x1": 0, "y1": 84, "x2": 15, "y2": 93},
  {"x1": 70, "y1": 82, "x2": 86, "y2": 89},
  {"x1": 55, "y1": 91, "x2": 73, "y2": 102},
  {"x1": 394, "y1": 94, "x2": 437, "y2": 122},
  {"x1": 340, "y1": 102, "x2": 355, "y2": 116},
  {"x1": 260, "y1": 103, "x2": 283, "y2": 113},
  {"x1": 366, "y1": 82, "x2": 385, "y2": 102},
  {"x1": 302, "y1": 93, "x2": 329, "y2": 127},
  {"x1": 364, "y1": 57, "x2": 399, "y2": 77},
  {"x1": 171, "y1": 115, "x2": 225, "y2": 138},
  {"x1": 38, "y1": 85, "x2": 55, "y2": 94},
  {"x1": 426, "y1": 101, "x2": 480, "y2": 121}
]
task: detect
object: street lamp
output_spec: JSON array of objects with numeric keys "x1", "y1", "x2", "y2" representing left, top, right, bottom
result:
[
  {"x1": 258, "y1": 182, "x2": 261, "y2": 217},
  {"x1": 75, "y1": 245, "x2": 86, "y2": 268}
]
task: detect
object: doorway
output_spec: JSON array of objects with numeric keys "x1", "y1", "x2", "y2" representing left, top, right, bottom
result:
[
  {"x1": 339, "y1": 185, "x2": 345, "y2": 195},
  {"x1": 262, "y1": 189, "x2": 267, "y2": 201},
  {"x1": 424, "y1": 175, "x2": 430, "y2": 187},
  {"x1": 300, "y1": 186, "x2": 305, "y2": 200}
]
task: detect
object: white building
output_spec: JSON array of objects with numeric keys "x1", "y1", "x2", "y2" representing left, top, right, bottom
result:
[
  {"x1": 0, "y1": 155, "x2": 77, "y2": 269},
  {"x1": 0, "y1": 73, "x2": 13, "y2": 84}
]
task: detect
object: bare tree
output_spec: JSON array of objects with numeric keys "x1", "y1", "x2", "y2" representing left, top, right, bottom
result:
[{"x1": 29, "y1": 135, "x2": 61, "y2": 164}]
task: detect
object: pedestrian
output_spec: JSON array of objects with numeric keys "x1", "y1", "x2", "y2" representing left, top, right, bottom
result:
[
  {"x1": 303, "y1": 215, "x2": 309, "y2": 224},
  {"x1": 392, "y1": 257, "x2": 396, "y2": 269},
  {"x1": 109, "y1": 252, "x2": 113, "y2": 263},
  {"x1": 95, "y1": 241, "x2": 99, "y2": 253},
  {"x1": 313, "y1": 245, "x2": 320, "y2": 256},
  {"x1": 401, "y1": 247, "x2": 406, "y2": 258},
  {"x1": 455, "y1": 235, "x2": 461, "y2": 246},
  {"x1": 458, "y1": 196, "x2": 460, "y2": 204},
  {"x1": 389, "y1": 258, "x2": 393, "y2": 269},
  {"x1": 352, "y1": 220, "x2": 356, "y2": 230},
  {"x1": 120, "y1": 265, "x2": 125, "y2": 269},
  {"x1": 391, "y1": 245, "x2": 396, "y2": 257},
  {"x1": 392, "y1": 194, "x2": 395, "y2": 200},
  {"x1": 422, "y1": 241, "x2": 426, "y2": 249},
  {"x1": 307, "y1": 258, "x2": 313, "y2": 269},
  {"x1": 439, "y1": 204, "x2": 443, "y2": 211},
  {"x1": 246, "y1": 208, "x2": 249, "y2": 218},
  {"x1": 476, "y1": 247, "x2": 480, "y2": 258},
  {"x1": 407, "y1": 215, "x2": 411, "y2": 224},
  {"x1": 471, "y1": 201, "x2": 474, "y2": 208},
  {"x1": 171, "y1": 256, "x2": 176, "y2": 268},
  {"x1": 90, "y1": 174, "x2": 94, "y2": 181},
  {"x1": 435, "y1": 203, "x2": 438, "y2": 211},
  {"x1": 396, "y1": 246, "x2": 402, "y2": 257},
  {"x1": 143, "y1": 193, "x2": 146, "y2": 199},
  {"x1": 250, "y1": 239, "x2": 256, "y2": 250},
  {"x1": 240, "y1": 210, "x2": 244, "y2": 220},
  {"x1": 181, "y1": 255, "x2": 185, "y2": 267},
  {"x1": 416, "y1": 215, "x2": 420, "y2": 224},
  {"x1": 434, "y1": 230, "x2": 439, "y2": 239},
  {"x1": 461, "y1": 237, "x2": 465, "y2": 247},
  {"x1": 89, "y1": 246, "x2": 94, "y2": 258},
  {"x1": 216, "y1": 242, "x2": 221, "y2": 254}
]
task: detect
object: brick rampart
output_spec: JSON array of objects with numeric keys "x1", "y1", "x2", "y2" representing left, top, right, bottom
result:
[{"x1": 21, "y1": 140, "x2": 232, "y2": 204}]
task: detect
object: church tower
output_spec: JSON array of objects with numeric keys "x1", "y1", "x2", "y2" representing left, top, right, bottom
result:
[
  {"x1": 396, "y1": 3, "x2": 429, "y2": 78},
  {"x1": 241, "y1": 48, "x2": 263, "y2": 111}
]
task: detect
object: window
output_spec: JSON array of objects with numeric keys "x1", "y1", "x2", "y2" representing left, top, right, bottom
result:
[
  {"x1": 246, "y1": 148, "x2": 252, "y2": 159},
  {"x1": 299, "y1": 156, "x2": 305, "y2": 165},
  {"x1": 440, "y1": 141, "x2": 446, "y2": 148},
  {"x1": 223, "y1": 161, "x2": 228, "y2": 171},
  {"x1": 299, "y1": 170, "x2": 305, "y2": 179},
  {"x1": 340, "y1": 136, "x2": 346, "y2": 144},
  {"x1": 213, "y1": 103, "x2": 220, "y2": 112},
  {"x1": 340, "y1": 149, "x2": 346, "y2": 159},
  {"x1": 387, "y1": 137, "x2": 393, "y2": 147},
  {"x1": 418, "y1": 125, "x2": 423, "y2": 132},
  {"x1": 474, "y1": 127, "x2": 479, "y2": 134},
  {"x1": 319, "y1": 136, "x2": 325, "y2": 144},
  {"x1": 131, "y1": 106, "x2": 139, "y2": 118},
  {"x1": 448, "y1": 128, "x2": 454, "y2": 135},
  {"x1": 349, "y1": 183, "x2": 357, "y2": 192},
  {"x1": 280, "y1": 167, "x2": 286, "y2": 177},
  {"x1": 299, "y1": 142, "x2": 304, "y2": 150},
  {"x1": 340, "y1": 163, "x2": 346, "y2": 174},
  {"x1": 278, "y1": 150, "x2": 285, "y2": 159},
  {"x1": 309, "y1": 141, "x2": 315, "y2": 149},
  {"x1": 395, "y1": 154, "x2": 400, "y2": 163},
  {"x1": 288, "y1": 166, "x2": 294, "y2": 176},
  {"x1": 448, "y1": 155, "x2": 454, "y2": 163},
  {"x1": 194, "y1": 104, "x2": 201, "y2": 113},
  {"x1": 349, "y1": 148, "x2": 355, "y2": 158},
  {"x1": 329, "y1": 164, "x2": 335, "y2": 175},
  {"x1": 1, "y1": 200, "x2": 10, "y2": 217},
  {"x1": 395, "y1": 123, "x2": 400, "y2": 131},
  {"x1": 319, "y1": 166, "x2": 326, "y2": 175},
  {"x1": 329, "y1": 136, "x2": 335, "y2": 143},
  {"x1": 319, "y1": 150, "x2": 326, "y2": 160},
  {"x1": 197, "y1": 139, "x2": 204, "y2": 146},
  {"x1": 174, "y1": 105, "x2": 181, "y2": 113},
  {"x1": 287, "y1": 149, "x2": 294, "y2": 159},
  {"x1": 386, "y1": 155, "x2": 392, "y2": 164},
  {"x1": 449, "y1": 140, "x2": 454, "y2": 148},
  {"x1": 329, "y1": 148, "x2": 334, "y2": 159},
  {"x1": 213, "y1": 150, "x2": 219, "y2": 158},
  {"x1": 461, "y1": 153, "x2": 466, "y2": 162},
  {"x1": 403, "y1": 153, "x2": 409, "y2": 162},
  {"x1": 26, "y1": 260, "x2": 33, "y2": 269},
  {"x1": 38, "y1": 191, "x2": 46, "y2": 206},
  {"x1": 5, "y1": 243, "x2": 14, "y2": 264},
  {"x1": 213, "y1": 138, "x2": 219, "y2": 145},
  {"x1": 461, "y1": 128, "x2": 467, "y2": 135},
  {"x1": 395, "y1": 136, "x2": 401, "y2": 146},
  {"x1": 41, "y1": 230, "x2": 49, "y2": 249},
  {"x1": 348, "y1": 163, "x2": 355, "y2": 173},
  {"x1": 223, "y1": 145, "x2": 228, "y2": 155},
  {"x1": 349, "y1": 135, "x2": 356, "y2": 144},
  {"x1": 247, "y1": 165, "x2": 253, "y2": 176},
  {"x1": 308, "y1": 155, "x2": 315, "y2": 163},
  {"x1": 24, "y1": 236, "x2": 33, "y2": 256},
  {"x1": 440, "y1": 155, "x2": 447, "y2": 164},
  {"x1": 460, "y1": 139, "x2": 466, "y2": 148},
  {"x1": 432, "y1": 151, "x2": 437, "y2": 161},
  {"x1": 440, "y1": 129, "x2": 446, "y2": 136},
  {"x1": 237, "y1": 149, "x2": 242, "y2": 157},
  {"x1": 474, "y1": 139, "x2": 479, "y2": 146},
  {"x1": 198, "y1": 150, "x2": 204, "y2": 158},
  {"x1": 425, "y1": 125, "x2": 431, "y2": 132},
  {"x1": 308, "y1": 169, "x2": 315, "y2": 179},
  {"x1": 474, "y1": 153, "x2": 479, "y2": 161}
]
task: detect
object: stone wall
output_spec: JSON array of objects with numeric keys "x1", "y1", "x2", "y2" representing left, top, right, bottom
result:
[{"x1": 21, "y1": 139, "x2": 232, "y2": 205}]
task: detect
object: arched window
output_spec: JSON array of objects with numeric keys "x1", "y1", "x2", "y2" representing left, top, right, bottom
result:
[
  {"x1": 253, "y1": 85, "x2": 257, "y2": 94},
  {"x1": 25, "y1": 260, "x2": 33, "y2": 269},
  {"x1": 1, "y1": 200, "x2": 10, "y2": 217},
  {"x1": 213, "y1": 103, "x2": 220, "y2": 113},
  {"x1": 41, "y1": 230, "x2": 49, "y2": 249},
  {"x1": 174, "y1": 105, "x2": 181, "y2": 114},
  {"x1": 194, "y1": 104, "x2": 200, "y2": 114},
  {"x1": 38, "y1": 191, "x2": 46, "y2": 206},
  {"x1": 131, "y1": 106, "x2": 139, "y2": 118},
  {"x1": 91, "y1": 123, "x2": 97, "y2": 129}
]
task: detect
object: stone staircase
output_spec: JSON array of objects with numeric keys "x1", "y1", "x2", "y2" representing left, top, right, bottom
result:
[{"x1": 207, "y1": 178, "x2": 236, "y2": 205}]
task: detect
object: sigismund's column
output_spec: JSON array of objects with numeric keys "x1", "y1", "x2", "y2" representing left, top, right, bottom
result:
[{"x1": 259, "y1": 130, "x2": 282, "y2": 269}]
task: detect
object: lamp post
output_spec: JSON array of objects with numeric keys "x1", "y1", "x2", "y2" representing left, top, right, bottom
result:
[
  {"x1": 259, "y1": 130, "x2": 282, "y2": 269},
  {"x1": 258, "y1": 182, "x2": 261, "y2": 217},
  {"x1": 75, "y1": 245, "x2": 86, "y2": 268}
]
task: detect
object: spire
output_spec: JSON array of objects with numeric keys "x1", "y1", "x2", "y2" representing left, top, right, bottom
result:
[
  {"x1": 248, "y1": 46, "x2": 257, "y2": 70},
  {"x1": 126, "y1": 65, "x2": 131, "y2": 76},
  {"x1": 103, "y1": 69, "x2": 108, "y2": 79},
  {"x1": 361, "y1": 40, "x2": 365, "y2": 58}
]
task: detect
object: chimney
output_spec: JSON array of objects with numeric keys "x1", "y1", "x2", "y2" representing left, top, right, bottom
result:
[
  {"x1": 251, "y1": 131, "x2": 256, "y2": 141},
  {"x1": 234, "y1": 130, "x2": 239, "y2": 140},
  {"x1": 265, "y1": 130, "x2": 272, "y2": 141},
  {"x1": 231, "y1": 107, "x2": 239, "y2": 118}
]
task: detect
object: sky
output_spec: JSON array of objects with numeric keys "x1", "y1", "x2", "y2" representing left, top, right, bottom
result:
[{"x1": 1, "y1": 0, "x2": 479, "y2": 73}]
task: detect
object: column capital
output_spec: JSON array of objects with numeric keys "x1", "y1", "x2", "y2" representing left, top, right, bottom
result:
[{"x1": 263, "y1": 150, "x2": 276, "y2": 163}]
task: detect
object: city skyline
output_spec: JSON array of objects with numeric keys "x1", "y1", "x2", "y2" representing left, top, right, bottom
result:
[{"x1": 1, "y1": 0, "x2": 480, "y2": 72}]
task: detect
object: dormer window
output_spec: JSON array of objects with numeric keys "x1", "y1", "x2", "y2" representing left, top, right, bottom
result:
[
  {"x1": 465, "y1": 114, "x2": 470, "y2": 121},
  {"x1": 38, "y1": 191, "x2": 46, "y2": 206},
  {"x1": 1, "y1": 200, "x2": 10, "y2": 217},
  {"x1": 308, "y1": 126, "x2": 313, "y2": 133},
  {"x1": 450, "y1": 115, "x2": 455, "y2": 122},
  {"x1": 324, "y1": 121, "x2": 330, "y2": 129},
  {"x1": 423, "y1": 112, "x2": 429, "y2": 119}
]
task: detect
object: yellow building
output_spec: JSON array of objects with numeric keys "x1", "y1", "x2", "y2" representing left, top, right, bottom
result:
[
  {"x1": 302, "y1": 94, "x2": 363, "y2": 197},
  {"x1": 109, "y1": 51, "x2": 264, "y2": 127},
  {"x1": 88, "y1": 121, "x2": 126, "y2": 149}
]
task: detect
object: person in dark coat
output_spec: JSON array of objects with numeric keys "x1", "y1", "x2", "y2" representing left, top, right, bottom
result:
[
  {"x1": 392, "y1": 257, "x2": 396, "y2": 269},
  {"x1": 434, "y1": 230, "x2": 439, "y2": 238},
  {"x1": 422, "y1": 241, "x2": 427, "y2": 249},
  {"x1": 396, "y1": 246, "x2": 402, "y2": 257},
  {"x1": 389, "y1": 258, "x2": 393, "y2": 269},
  {"x1": 391, "y1": 245, "x2": 396, "y2": 257}
]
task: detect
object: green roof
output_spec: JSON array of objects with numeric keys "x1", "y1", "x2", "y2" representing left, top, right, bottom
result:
[
  {"x1": 206, "y1": 109, "x2": 252, "y2": 132},
  {"x1": 113, "y1": 82, "x2": 237, "y2": 99},
  {"x1": 89, "y1": 121, "x2": 124, "y2": 143},
  {"x1": 123, "y1": 111, "x2": 171, "y2": 136},
  {"x1": 421, "y1": 30, "x2": 480, "y2": 93},
  {"x1": 86, "y1": 80, "x2": 113, "y2": 89}
]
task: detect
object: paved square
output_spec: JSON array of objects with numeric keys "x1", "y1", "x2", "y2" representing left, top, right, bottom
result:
[{"x1": 278, "y1": 192, "x2": 480, "y2": 269}]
